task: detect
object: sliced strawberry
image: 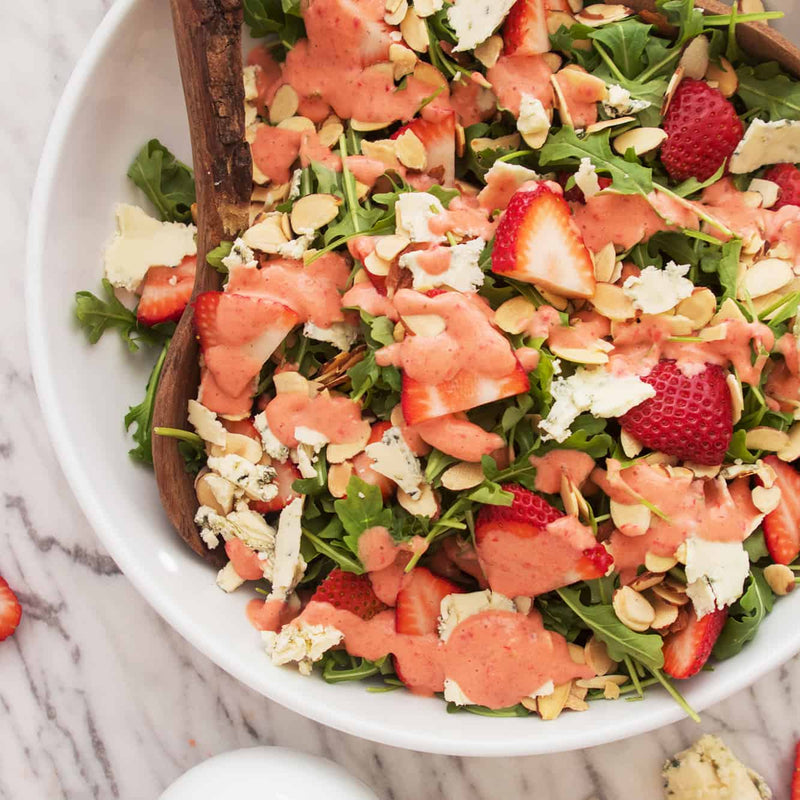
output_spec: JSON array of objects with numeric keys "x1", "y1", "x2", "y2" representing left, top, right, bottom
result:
[
  {"x1": 395, "y1": 567, "x2": 462, "y2": 636},
  {"x1": 225, "y1": 538, "x2": 264, "y2": 580},
  {"x1": 250, "y1": 461, "x2": 302, "y2": 514},
  {"x1": 0, "y1": 577, "x2": 22, "y2": 642},
  {"x1": 223, "y1": 417, "x2": 260, "y2": 441},
  {"x1": 136, "y1": 255, "x2": 196, "y2": 325},
  {"x1": 491, "y1": 184, "x2": 596, "y2": 299},
  {"x1": 474, "y1": 484, "x2": 612, "y2": 596},
  {"x1": 559, "y1": 172, "x2": 612, "y2": 203},
  {"x1": 619, "y1": 360, "x2": 733, "y2": 465},
  {"x1": 764, "y1": 163, "x2": 800, "y2": 210},
  {"x1": 503, "y1": 0, "x2": 549, "y2": 55},
  {"x1": 194, "y1": 292, "x2": 299, "y2": 398},
  {"x1": 401, "y1": 360, "x2": 529, "y2": 426},
  {"x1": 311, "y1": 568, "x2": 388, "y2": 620},
  {"x1": 791, "y1": 740, "x2": 800, "y2": 800},
  {"x1": 662, "y1": 606, "x2": 727, "y2": 679},
  {"x1": 761, "y1": 456, "x2": 800, "y2": 565},
  {"x1": 392, "y1": 113, "x2": 456, "y2": 186}
]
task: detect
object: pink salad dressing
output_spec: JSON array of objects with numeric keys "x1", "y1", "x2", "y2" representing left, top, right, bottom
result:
[
  {"x1": 476, "y1": 516, "x2": 604, "y2": 597},
  {"x1": 226, "y1": 253, "x2": 351, "y2": 328},
  {"x1": 251, "y1": 126, "x2": 302, "y2": 184},
  {"x1": 376, "y1": 290, "x2": 516, "y2": 384},
  {"x1": 547, "y1": 310, "x2": 611, "y2": 352},
  {"x1": 199, "y1": 368, "x2": 254, "y2": 418},
  {"x1": 407, "y1": 247, "x2": 453, "y2": 276},
  {"x1": 341, "y1": 281, "x2": 399, "y2": 319},
  {"x1": 515, "y1": 347, "x2": 541, "y2": 372},
  {"x1": 358, "y1": 526, "x2": 428, "y2": 605},
  {"x1": 427, "y1": 197, "x2": 496, "y2": 240},
  {"x1": 449, "y1": 79, "x2": 497, "y2": 127},
  {"x1": 264, "y1": 390, "x2": 371, "y2": 447},
  {"x1": 247, "y1": 597, "x2": 296, "y2": 633},
  {"x1": 552, "y1": 69, "x2": 605, "y2": 128},
  {"x1": 413, "y1": 413, "x2": 504, "y2": 462},
  {"x1": 486, "y1": 55, "x2": 554, "y2": 116},
  {"x1": 529, "y1": 449, "x2": 596, "y2": 494}
]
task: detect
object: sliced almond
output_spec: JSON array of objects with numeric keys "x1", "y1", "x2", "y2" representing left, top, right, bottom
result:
[
  {"x1": 195, "y1": 470, "x2": 234, "y2": 516},
  {"x1": 698, "y1": 323, "x2": 728, "y2": 342},
  {"x1": 389, "y1": 43, "x2": 418, "y2": 80},
  {"x1": 585, "y1": 117, "x2": 635, "y2": 136},
  {"x1": 745, "y1": 427, "x2": 790, "y2": 452},
  {"x1": 550, "y1": 73, "x2": 573, "y2": 128},
  {"x1": 474, "y1": 35, "x2": 503, "y2": 69},
  {"x1": 661, "y1": 66, "x2": 685, "y2": 117},
  {"x1": 675, "y1": 288, "x2": 716, "y2": 330},
  {"x1": 470, "y1": 133, "x2": 522, "y2": 153},
  {"x1": 778, "y1": 422, "x2": 800, "y2": 462},
  {"x1": 710, "y1": 297, "x2": 746, "y2": 325},
  {"x1": 741, "y1": 258, "x2": 794, "y2": 299},
  {"x1": 763, "y1": 563, "x2": 796, "y2": 596},
  {"x1": 536, "y1": 681, "x2": 572, "y2": 720},
  {"x1": 274, "y1": 371, "x2": 311, "y2": 396},
  {"x1": 290, "y1": 193, "x2": 342, "y2": 234},
  {"x1": 328, "y1": 462, "x2": 353, "y2": 498},
  {"x1": 613, "y1": 586, "x2": 655, "y2": 632},
  {"x1": 209, "y1": 432, "x2": 263, "y2": 463},
  {"x1": 351, "y1": 118, "x2": 394, "y2": 132},
  {"x1": 613, "y1": 127, "x2": 667, "y2": 156},
  {"x1": 376, "y1": 234, "x2": 410, "y2": 261},
  {"x1": 651, "y1": 579, "x2": 690, "y2": 607},
  {"x1": 705, "y1": 56, "x2": 738, "y2": 97},
  {"x1": 242, "y1": 214, "x2": 289, "y2": 252},
  {"x1": 327, "y1": 429, "x2": 371, "y2": 464},
  {"x1": 413, "y1": 61, "x2": 449, "y2": 90},
  {"x1": 575, "y1": 3, "x2": 632, "y2": 25},
  {"x1": 393, "y1": 321, "x2": 406, "y2": 341},
  {"x1": 630, "y1": 570, "x2": 664, "y2": 592},
  {"x1": 365, "y1": 250, "x2": 392, "y2": 277},
  {"x1": 576, "y1": 674, "x2": 629, "y2": 689},
  {"x1": 645, "y1": 551, "x2": 678, "y2": 573},
  {"x1": 279, "y1": 213, "x2": 293, "y2": 240},
  {"x1": 726, "y1": 373, "x2": 744, "y2": 425},
  {"x1": 269, "y1": 84, "x2": 300, "y2": 125},
  {"x1": 397, "y1": 483, "x2": 438, "y2": 517},
  {"x1": 748, "y1": 178, "x2": 780, "y2": 210},
  {"x1": 361, "y1": 139, "x2": 401, "y2": 169},
  {"x1": 685, "y1": 462, "x2": 721, "y2": 478},
  {"x1": 385, "y1": 0, "x2": 409, "y2": 25},
  {"x1": 679, "y1": 35, "x2": 709, "y2": 80},
  {"x1": 592, "y1": 282, "x2": 635, "y2": 320},
  {"x1": 402, "y1": 313, "x2": 447, "y2": 337},
  {"x1": 549, "y1": 344, "x2": 609, "y2": 365},
  {"x1": 663, "y1": 314, "x2": 695, "y2": 336},
  {"x1": 620, "y1": 429, "x2": 643, "y2": 458},
  {"x1": 495, "y1": 296, "x2": 537, "y2": 334},
  {"x1": 441, "y1": 462, "x2": 485, "y2": 490},
  {"x1": 400, "y1": 6, "x2": 429, "y2": 52},
  {"x1": 395, "y1": 129, "x2": 427, "y2": 170},
  {"x1": 352, "y1": 268, "x2": 370, "y2": 285},
  {"x1": 650, "y1": 597, "x2": 680, "y2": 630},
  {"x1": 604, "y1": 681, "x2": 622, "y2": 700},
  {"x1": 610, "y1": 500, "x2": 651, "y2": 536},
  {"x1": 277, "y1": 115, "x2": 316, "y2": 133},
  {"x1": 585, "y1": 636, "x2": 616, "y2": 676},
  {"x1": 455, "y1": 123, "x2": 466, "y2": 158},
  {"x1": 592, "y1": 243, "x2": 617, "y2": 283},
  {"x1": 568, "y1": 642, "x2": 587, "y2": 665},
  {"x1": 318, "y1": 121, "x2": 345, "y2": 148},
  {"x1": 751, "y1": 485, "x2": 782, "y2": 514},
  {"x1": 413, "y1": 0, "x2": 443, "y2": 17},
  {"x1": 542, "y1": 52, "x2": 564, "y2": 72}
]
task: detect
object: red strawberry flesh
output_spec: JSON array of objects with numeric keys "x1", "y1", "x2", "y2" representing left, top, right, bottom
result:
[
  {"x1": 0, "y1": 577, "x2": 22, "y2": 642},
  {"x1": 662, "y1": 606, "x2": 727, "y2": 679},
  {"x1": 137, "y1": 255, "x2": 196, "y2": 325},
  {"x1": 761, "y1": 456, "x2": 800, "y2": 565},
  {"x1": 395, "y1": 567, "x2": 462, "y2": 636},
  {"x1": 764, "y1": 163, "x2": 800, "y2": 210},
  {"x1": 311, "y1": 568, "x2": 387, "y2": 620}
]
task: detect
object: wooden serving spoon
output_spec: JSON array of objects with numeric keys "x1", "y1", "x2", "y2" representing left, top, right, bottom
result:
[{"x1": 152, "y1": 0, "x2": 252, "y2": 566}]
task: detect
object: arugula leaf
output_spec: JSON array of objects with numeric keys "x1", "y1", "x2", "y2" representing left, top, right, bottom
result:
[
  {"x1": 699, "y1": 238, "x2": 741, "y2": 301},
  {"x1": 302, "y1": 528, "x2": 364, "y2": 574},
  {"x1": 124, "y1": 343, "x2": 169, "y2": 465},
  {"x1": 557, "y1": 586, "x2": 665, "y2": 671},
  {"x1": 467, "y1": 482, "x2": 514, "y2": 506},
  {"x1": 207, "y1": 241, "x2": 233, "y2": 273},
  {"x1": 537, "y1": 424, "x2": 615, "y2": 460},
  {"x1": 347, "y1": 314, "x2": 401, "y2": 414},
  {"x1": 743, "y1": 530, "x2": 769, "y2": 563},
  {"x1": 736, "y1": 63, "x2": 800, "y2": 121},
  {"x1": 74, "y1": 279, "x2": 174, "y2": 352},
  {"x1": 713, "y1": 569, "x2": 774, "y2": 660},
  {"x1": 589, "y1": 19, "x2": 652, "y2": 80},
  {"x1": 127, "y1": 140, "x2": 195, "y2": 223},
  {"x1": 539, "y1": 127, "x2": 653, "y2": 196},
  {"x1": 243, "y1": 0, "x2": 306, "y2": 52},
  {"x1": 668, "y1": 163, "x2": 725, "y2": 198},
  {"x1": 153, "y1": 427, "x2": 205, "y2": 474},
  {"x1": 658, "y1": 0, "x2": 704, "y2": 45},
  {"x1": 536, "y1": 593, "x2": 586, "y2": 641},
  {"x1": 292, "y1": 455, "x2": 328, "y2": 496},
  {"x1": 335, "y1": 476, "x2": 393, "y2": 556},
  {"x1": 726, "y1": 428, "x2": 759, "y2": 463}
]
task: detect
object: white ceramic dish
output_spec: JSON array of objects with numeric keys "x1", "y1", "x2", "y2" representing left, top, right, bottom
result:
[{"x1": 26, "y1": 0, "x2": 800, "y2": 756}]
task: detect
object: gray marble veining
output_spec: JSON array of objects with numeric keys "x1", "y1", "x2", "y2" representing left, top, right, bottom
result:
[{"x1": 3, "y1": 1, "x2": 800, "y2": 798}]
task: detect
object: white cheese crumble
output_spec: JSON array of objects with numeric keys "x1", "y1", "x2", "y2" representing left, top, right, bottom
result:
[
  {"x1": 540, "y1": 367, "x2": 656, "y2": 443},
  {"x1": 187, "y1": 399, "x2": 228, "y2": 446},
  {"x1": 438, "y1": 590, "x2": 516, "y2": 641},
  {"x1": 292, "y1": 445, "x2": 318, "y2": 479},
  {"x1": 289, "y1": 167, "x2": 303, "y2": 200},
  {"x1": 222, "y1": 237, "x2": 257, "y2": 271},
  {"x1": 729, "y1": 118, "x2": 800, "y2": 174},
  {"x1": 517, "y1": 94, "x2": 550, "y2": 149},
  {"x1": 447, "y1": 0, "x2": 517, "y2": 52},
  {"x1": 364, "y1": 426, "x2": 425, "y2": 498},
  {"x1": 263, "y1": 623, "x2": 344, "y2": 676},
  {"x1": 103, "y1": 204, "x2": 197, "y2": 291},
  {"x1": 294, "y1": 426, "x2": 329, "y2": 453},
  {"x1": 216, "y1": 561, "x2": 246, "y2": 593},
  {"x1": 277, "y1": 234, "x2": 314, "y2": 260},
  {"x1": 602, "y1": 84, "x2": 651, "y2": 118},
  {"x1": 194, "y1": 506, "x2": 277, "y2": 553},
  {"x1": 206, "y1": 454, "x2": 278, "y2": 503},
  {"x1": 443, "y1": 679, "x2": 475, "y2": 706},
  {"x1": 395, "y1": 192, "x2": 446, "y2": 243},
  {"x1": 684, "y1": 537, "x2": 750, "y2": 619},
  {"x1": 622, "y1": 261, "x2": 694, "y2": 315},
  {"x1": 254, "y1": 411, "x2": 289, "y2": 462},
  {"x1": 203, "y1": 474, "x2": 237, "y2": 516},
  {"x1": 575, "y1": 157, "x2": 601, "y2": 200},
  {"x1": 399, "y1": 238, "x2": 486, "y2": 293},
  {"x1": 303, "y1": 321, "x2": 359, "y2": 352},
  {"x1": 269, "y1": 497, "x2": 307, "y2": 599}
]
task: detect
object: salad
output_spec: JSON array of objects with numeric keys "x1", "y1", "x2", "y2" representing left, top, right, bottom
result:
[{"x1": 76, "y1": 0, "x2": 800, "y2": 719}]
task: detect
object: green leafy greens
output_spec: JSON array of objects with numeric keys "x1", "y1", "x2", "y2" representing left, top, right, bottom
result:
[{"x1": 127, "y1": 139, "x2": 195, "y2": 223}]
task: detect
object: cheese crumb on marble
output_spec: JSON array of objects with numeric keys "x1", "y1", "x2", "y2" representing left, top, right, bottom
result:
[
  {"x1": 622, "y1": 261, "x2": 694, "y2": 314},
  {"x1": 684, "y1": 537, "x2": 750, "y2": 619},
  {"x1": 399, "y1": 237, "x2": 486, "y2": 293},
  {"x1": 263, "y1": 623, "x2": 344, "y2": 676}
]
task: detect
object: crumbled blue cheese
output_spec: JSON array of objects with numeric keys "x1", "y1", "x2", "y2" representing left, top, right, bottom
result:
[
  {"x1": 438, "y1": 590, "x2": 516, "y2": 641},
  {"x1": 663, "y1": 735, "x2": 772, "y2": 799},
  {"x1": 517, "y1": 94, "x2": 550, "y2": 149},
  {"x1": 294, "y1": 426, "x2": 329, "y2": 453},
  {"x1": 277, "y1": 233, "x2": 314, "y2": 260},
  {"x1": 395, "y1": 192, "x2": 446, "y2": 243},
  {"x1": 443, "y1": 679, "x2": 475, "y2": 706},
  {"x1": 292, "y1": 445, "x2": 318, "y2": 479},
  {"x1": 729, "y1": 118, "x2": 800, "y2": 174},
  {"x1": 399, "y1": 238, "x2": 486, "y2": 293},
  {"x1": 222, "y1": 237, "x2": 257, "y2": 271},
  {"x1": 206, "y1": 454, "x2": 278, "y2": 502},
  {"x1": 289, "y1": 168, "x2": 303, "y2": 200},
  {"x1": 194, "y1": 506, "x2": 233, "y2": 549},
  {"x1": 364, "y1": 426, "x2": 424, "y2": 497},
  {"x1": 447, "y1": 0, "x2": 517, "y2": 52},
  {"x1": 603, "y1": 84, "x2": 651, "y2": 118},
  {"x1": 187, "y1": 399, "x2": 228, "y2": 446},
  {"x1": 104, "y1": 204, "x2": 197, "y2": 291},
  {"x1": 269, "y1": 497, "x2": 306, "y2": 599},
  {"x1": 622, "y1": 261, "x2": 694, "y2": 314},
  {"x1": 684, "y1": 537, "x2": 750, "y2": 618},
  {"x1": 263, "y1": 623, "x2": 344, "y2": 676},
  {"x1": 540, "y1": 367, "x2": 656, "y2": 442},
  {"x1": 194, "y1": 506, "x2": 276, "y2": 554},
  {"x1": 303, "y1": 321, "x2": 359, "y2": 352},
  {"x1": 216, "y1": 561, "x2": 246, "y2": 593},
  {"x1": 575, "y1": 157, "x2": 601, "y2": 200},
  {"x1": 254, "y1": 411, "x2": 289, "y2": 462},
  {"x1": 203, "y1": 473, "x2": 237, "y2": 516}
]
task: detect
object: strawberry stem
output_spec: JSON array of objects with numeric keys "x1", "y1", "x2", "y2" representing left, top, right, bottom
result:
[{"x1": 650, "y1": 668, "x2": 701, "y2": 722}]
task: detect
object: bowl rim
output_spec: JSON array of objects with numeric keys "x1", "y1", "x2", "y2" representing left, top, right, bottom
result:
[{"x1": 25, "y1": 0, "x2": 800, "y2": 756}]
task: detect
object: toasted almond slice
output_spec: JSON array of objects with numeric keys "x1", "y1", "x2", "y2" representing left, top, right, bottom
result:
[
  {"x1": 385, "y1": 0, "x2": 409, "y2": 25},
  {"x1": 290, "y1": 193, "x2": 342, "y2": 234},
  {"x1": 550, "y1": 73, "x2": 573, "y2": 128},
  {"x1": 376, "y1": 234, "x2": 411, "y2": 261},
  {"x1": 650, "y1": 597, "x2": 680, "y2": 630},
  {"x1": 613, "y1": 586, "x2": 655, "y2": 632},
  {"x1": 328, "y1": 462, "x2": 354, "y2": 498},
  {"x1": 560, "y1": 474, "x2": 580, "y2": 517},
  {"x1": 351, "y1": 118, "x2": 394, "y2": 132},
  {"x1": 613, "y1": 127, "x2": 667, "y2": 156},
  {"x1": 540, "y1": 289, "x2": 569, "y2": 310},
  {"x1": 592, "y1": 282, "x2": 635, "y2": 320},
  {"x1": 565, "y1": 694, "x2": 590, "y2": 712},
  {"x1": 397, "y1": 484, "x2": 438, "y2": 517},
  {"x1": 685, "y1": 462, "x2": 721, "y2": 478},
  {"x1": 645, "y1": 551, "x2": 678, "y2": 573},
  {"x1": 741, "y1": 258, "x2": 794, "y2": 299},
  {"x1": 274, "y1": 371, "x2": 311, "y2": 395},
  {"x1": 441, "y1": 461, "x2": 485, "y2": 490},
  {"x1": 495, "y1": 296, "x2": 537, "y2": 334},
  {"x1": 542, "y1": 52, "x2": 564, "y2": 72},
  {"x1": 661, "y1": 66, "x2": 685, "y2": 117},
  {"x1": 389, "y1": 42, "x2": 418, "y2": 80},
  {"x1": 536, "y1": 681, "x2": 572, "y2": 720},
  {"x1": 705, "y1": 56, "x2": 738, "y2": 97},
  {"x1": 663, "y1": 314, "x2": 695, "y2": 336},
  {"x1": 269, "y1": 84, "x2": 300, "y2": 125},
  {"x1": 592, "y1": 243, "x2": 617, "y2": 283},
  {"x1": 710, "y1": 297, "x2": 746, "y2": 325},
  {"x1": 242, "y1": 214, "x2": 289, "y2": 252},
  {"x1": 549, "y1": 344, "x2": 610, "y2": 365},
  {"x1": 403, "y1": 314, "x2": 447, "y2": 337},
  {"x1": 745, "y1": 426, "x2": 790, "y2": 452},
  {"x1": 585, "y1": 116, "x2": 636, "y2": 136},
  {"x1": 675, "y1": 288, "x2": 716, "y2": 330},
  {"x1": 474, "y1": 35, "x2": 503, "y2": 69},
  {"x1": 413, "y1": 0, "x2": 443, "y2": 17},
  {"x1": 393, "y1": 321, "x2": 406, "y2": 341},
  {"x1": 576, "y1": 674, "x2": 629, "y2": 689},
  {"x1": 620, "y1": 429, "x2": 643, "y2": 459},
  {"x1": 778, "y1": 422, "x2": 800, "y2": 462},
  {"x1": 395, "y1": 129, "x2": 427, "y2": 170},
  {"x1": 725, "y1": 373, "x2": 744, "y2": 425},
  {"x1": 642, "y1": 452, "x2": 678, "y2": 467},
  {"x1": 603, "y1": 681, "x2": 621, "y2": 700},
  {"x1": 318, "y1": 121, "x2": 345, "y2": 148},
  {"x1": 764, "y1": 563, "x2": 796, "y2": 596},
  {"x1": 575, "y1": 3, "x2": 632, "y2": 25},
  {"x1": 630, "y1": 570, "x2": 664, "y2": 592},
  {"x1": 751, "y1": 485, "x2": 782, "y2": 514},
  {"x1": 470, "y1": 133, "x2": 522, "y2": 153},
  {"x1": 585, "y1": 636, "x2": 616, "y2": 676},
  {"x1": 361, "y1": 139, "x2": 401, "y2": 168},
  {"x1": 567, "y1": 642, "x2": 586, "y2": 665},
  {"x1": 400, "y1": 6, "x2": 429, "y2": 52},
  {"x1": 277, "y1": 115, "x2": 316, "y2": 133},
  {"x1": 698, "y1": 323, "x2": 728, "y2": 342},
  {"x1": 679, "y1": 35, "x2": 709, "y2": 80},
  {"x1": 365, "y1": 250, "x2": 392, "y2": 277},
  {"x1": 279, "y1": 213, "x2": 293, "y2": 240},
  {"x1": 352, "y1": 268, "x2": 370, "y2": 285},
  {"x1": 209, "y1": 432, "x2": 263, "y2": 463},
  {"x1": 327, "y1": 428, "x2": 371, "y2": 464},
  {"x1": 413, "y1": 61, "x2": 449, "y2": 90},
  {"x1": 651, "y1": 580, "x2": 690, "y2": 606},
  {"x1": 610, "y1": 500, "x2": 651, "y2": 537},
  {"x1": 748, "y1": 178, "x2": 780, "y2": 209},
  {"x1": 455, "y1": 122, "x2": 466, "y2": 158},
  {"x1": 195, "y1": 470, "x2": 233, "y2": 516}
]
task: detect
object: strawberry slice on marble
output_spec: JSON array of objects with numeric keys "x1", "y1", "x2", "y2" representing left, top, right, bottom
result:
[
  {"x1": 194, "y1": 292, "x2": 299, "y2": 398},
  {"x1": 491, "y1": 184, "x2": 596, "y2": 299},
  {"x1": 392, "y1": 113, "x2": 456, "y2": 186}
]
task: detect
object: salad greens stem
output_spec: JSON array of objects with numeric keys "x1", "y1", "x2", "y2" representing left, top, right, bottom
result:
[
  {"x1": 637, "y1": 49, "x2": 681, "y2": 84},
  {"x1": 624, "y1": 655, "x2": 644, "y2": 697},
  {"x1": 639, "y1": 497, "x2": 671, "y2": 523},
  {"x1": 649, "y1": 668, "x2": 701, "y2": 723},
  {"x1": 653, "y1": 185, "x2": 735, "y2": 239},
  {"x1": 338, "y1": 134, "x2": 361, "y2": 236},
  {"x1": 497, "y1": 150, "x2": 536, "y2": 163},
  {"x1": 593, "y1": 42, "x2": 626, "y2": 83},
  {"x1": 153, "y1": 428, "x2": 202, "y2": 446},
  {"x1": 702, "y1": 10, "x2": 783, "y2": 24},
  {"x1": 303, "y1": 528, "x2": 364, "y2": 574}
]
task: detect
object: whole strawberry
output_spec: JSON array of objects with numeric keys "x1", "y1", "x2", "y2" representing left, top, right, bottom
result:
[
  {"x1": 763, "y1": 163, "x2": 800, "y2": 209},
  {"x1": 619, "y1": 360, "x2": 733, "y2": 465},
  {"x1": 661, "y1": 79, "x2": 743, "y2": 182}
]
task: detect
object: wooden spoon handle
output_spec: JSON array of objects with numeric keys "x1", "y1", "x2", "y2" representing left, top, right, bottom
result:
[{"x1": 152, "y1": 0, "x2": 251, "y2": 566}]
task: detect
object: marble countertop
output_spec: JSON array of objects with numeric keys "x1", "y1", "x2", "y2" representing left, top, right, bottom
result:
[{"x1": 3, "y1": 1, "x2": 800, "y2": 798}]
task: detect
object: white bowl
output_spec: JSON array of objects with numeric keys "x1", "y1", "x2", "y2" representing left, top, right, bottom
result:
[{"x1": 27, "y1": 0, "x2": 800, "y2": 756}]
